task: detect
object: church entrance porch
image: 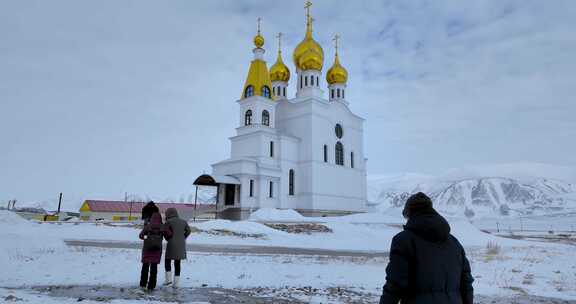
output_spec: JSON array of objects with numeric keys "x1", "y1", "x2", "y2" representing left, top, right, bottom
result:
[
  {"x1": 225, "y1": 184, "x2": 236, "y2": 206},
  {"x1": 193, "y1": 174, "x2": 241, "y2": 219}
]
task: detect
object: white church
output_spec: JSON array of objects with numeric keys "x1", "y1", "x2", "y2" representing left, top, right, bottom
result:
[{"x1": 194, "y1": 3, "x2": 367, "y2": 219}]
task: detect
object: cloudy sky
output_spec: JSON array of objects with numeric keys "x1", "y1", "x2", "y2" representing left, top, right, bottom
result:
[{"x1": 1, "y1": 0, "x2": 575, "y2": 203}]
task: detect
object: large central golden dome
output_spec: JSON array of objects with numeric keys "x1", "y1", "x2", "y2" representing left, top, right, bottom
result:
[{"x1": 293, "y1": 15, "x2": 324, "y2": 71}]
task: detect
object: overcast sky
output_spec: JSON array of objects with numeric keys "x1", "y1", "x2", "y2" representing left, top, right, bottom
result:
[{"x1": 1, "y1": 0, "x2": 575, "y2": 203}]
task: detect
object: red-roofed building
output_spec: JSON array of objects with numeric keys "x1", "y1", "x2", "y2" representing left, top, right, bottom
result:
[{"x1": 79, "y1": 200, "x2": 216, "y2": 221}]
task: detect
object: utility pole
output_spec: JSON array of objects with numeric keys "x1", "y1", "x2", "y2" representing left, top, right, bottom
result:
[
  {"x1": 57, "y1": 192, "x2": 63, "y2": 214},
  {"x1": 129, "y1": 200, "x2": 133, "y2": 221},
  {"x1": 194, "y1": 185, "x2": 198, "y2": 222}
]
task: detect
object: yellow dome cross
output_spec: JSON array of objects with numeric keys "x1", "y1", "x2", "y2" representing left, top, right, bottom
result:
[
  {"x1": 326, "y1": 33, "x2": 348, "y2": 85},
  {"x1": 253, "y1": 17, "x2": 264, "y2": 48}
]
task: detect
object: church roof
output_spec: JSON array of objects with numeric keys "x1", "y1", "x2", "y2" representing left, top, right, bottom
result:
[
  {"x1": 193, "y1": 174, "x2": 241, "y2": 186},
  {"x1": 241, "y1": 19, "x2": 273, "y2": 100}
]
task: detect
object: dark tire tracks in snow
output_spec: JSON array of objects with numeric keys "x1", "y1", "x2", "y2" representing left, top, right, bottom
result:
[{"x1": 64, "y1": 239, "x2": 389, "y2": 258}]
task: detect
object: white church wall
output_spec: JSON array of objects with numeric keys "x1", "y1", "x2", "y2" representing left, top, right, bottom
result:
[
  {"x1": 230, "y1": 129, "x2": 279, "y2": 165},
  {"x1": 273, "y1": 96, "x2": 368, "y2": 211},
  {"x1": 237, "y1": 96, "x2": 276, "y2": 129},
  {"x1": 310, "y1": 162, "x2": 367, "y2": 211},
  {"x1": 237, "y1": 174, "x2": 258, "y2": 208},
  {"x1": 277, "y1": 136, "x2": 301, "y2": 209},
  {"x1": 230, "y1": 134, "x2": 262, "y2": 159},
  {"x1": 212, "y1": 159, "x2": 258, "y2": 176},
  {"x1": 276, "y1": 97, "x2": 367, "y2": 211},
  {"x1": 258, "y1": 175, "x2": 281, "y2": 208},
  {"x1": 276, "y1": 99, "x2": 315, "y2": 152}
]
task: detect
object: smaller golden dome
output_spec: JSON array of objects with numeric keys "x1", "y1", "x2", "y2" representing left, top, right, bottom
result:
[
  {"x1": 253, "y1": 34, "x2": 264, "y2": 48},
  {"x1": 326, "y1": 54, "x2": 348, "y2": 84},
  {"x1": 270, "y1": 52, "x2": 290, "y2": 82}
]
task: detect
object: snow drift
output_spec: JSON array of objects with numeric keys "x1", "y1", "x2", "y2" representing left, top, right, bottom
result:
[{"x1": 249, "y1": 208, "x2": 305, "y2": 222}]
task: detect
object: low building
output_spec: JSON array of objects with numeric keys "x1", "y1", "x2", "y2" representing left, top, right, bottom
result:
[{"x1": 79, "y1": 200, "x2": 216, "y2": 221}]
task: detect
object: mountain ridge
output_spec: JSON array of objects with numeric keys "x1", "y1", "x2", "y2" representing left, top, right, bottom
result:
[{"x1": 370, "y1": 175, "x2": 576, "y2": 218}]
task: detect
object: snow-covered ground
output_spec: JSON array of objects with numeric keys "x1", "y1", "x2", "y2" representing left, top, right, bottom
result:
[{"x1": 1, "y1": 209, "x2": 575, "y2": 303}]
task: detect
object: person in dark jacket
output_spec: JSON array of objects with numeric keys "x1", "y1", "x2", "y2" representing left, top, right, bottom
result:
[
  {"x1": 141, "y1": 201, "x2": 159, "y2": 224},
  {"x1": 163, "y1": 208, "x2": 191, "y2": 288},
  {"x1": 380, "y1": 192, "x2": 474, "y2": 304},
  {"x1": 139, "y1": 212, "x2": 172, "y2": 291}
]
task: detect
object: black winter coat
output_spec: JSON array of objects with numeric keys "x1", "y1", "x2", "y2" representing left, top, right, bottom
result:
[
  {"x1": 379, "y1": 209, "x2": 474, "y2": 304},
  {"x1": 141, "y1": 202, "x2": 159, "y2": 223}
]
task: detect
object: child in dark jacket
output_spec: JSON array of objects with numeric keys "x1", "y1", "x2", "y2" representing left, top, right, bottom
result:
[{"x1": 139, "y1": 212, "x2": 171, "y2": 291}]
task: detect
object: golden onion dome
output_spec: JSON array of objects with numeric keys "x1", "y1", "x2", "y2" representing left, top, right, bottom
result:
[
  {"x1": 241, "y1": 20, "x2": 274, "y2": 100},
  {"x1": 326, "y1": 54, "x2": 348, "y2": 84},
  {"x1": 293, "y1": 16, "x2": 324, "y2": 71},
  {"x1": 270, "y1": 51, "x2": 290, "y2": 82},
  {"x1": 253, "y1": 34, "x2": 264, "y2": 48}
]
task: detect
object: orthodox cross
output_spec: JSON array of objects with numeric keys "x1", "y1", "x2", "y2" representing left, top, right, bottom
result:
[
  {"x1": 305, "y1": 1, "x2": 312, "y2": 18},
  {"x1": 276, "y1": 32, "x2": 283, "y2": 53},
  {"x1": 333, "y1": 34, "x2": 340, "y2": 55}
]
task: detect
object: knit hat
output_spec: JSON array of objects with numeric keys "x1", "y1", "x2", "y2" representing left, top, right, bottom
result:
[
  {"x1": 402, "y1": 192, "x2": 433, "y2": 218},
  {"x1": 165, "y1": 207, "x2": 179, "y2": 219}
]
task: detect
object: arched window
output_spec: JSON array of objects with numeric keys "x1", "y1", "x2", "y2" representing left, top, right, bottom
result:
[
  {"x1": 305, "y1": 76, "x2": 308, "y2": 86},
  {"x1": 311, "y1": 76, "x2": 314, "y2": 86},
  {"x1": 289, "y1": 169, "x2": 295, "y2": 196},
  {"x1": 269, "y1": 181, "x2": 274, "y2": 198},
  {"x1": 316, "y1": 76, "x2": 319, "y2": 86},
  {"x1": 299, "y1": 76, "x2": 302, "y2": 89},
  {"x1": 244, "y1": 110, "x2": 252, "y2": 126},
  {"x1": 335, "y1": 142, "x2": 344, "y2": 166},
  {"x1": 342, "y1": 90, "x2": 345, "y2": 99},
  {"x1": 261, "y1": 86, "x2": 271, "y2": 98},
  {"x1": 283, "y1": 87, "x2": 286, "y2": 97},
  {"x1": 244, "y1": 85, "x2": 254, "y2": 98},
  {"x1": 337, "y1": 88, "x2": 341, "y2": 98},
  {"x1": 350, "y1": 152, "x2": 355, "y2": 168},
  {"x1": 323, "y1": 145, "x2": 328, "y2": 163},
  {"x1": 331, "y1": 90, "x2": 334, "y2": 99},
  {"x1": 262, "y1": 110, "x2": 270, "y2": 126}
]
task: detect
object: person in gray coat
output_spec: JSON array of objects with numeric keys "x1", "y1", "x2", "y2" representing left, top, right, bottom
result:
[{"x1": 163, "y1": 208, "x2": 191, "y2": 287}]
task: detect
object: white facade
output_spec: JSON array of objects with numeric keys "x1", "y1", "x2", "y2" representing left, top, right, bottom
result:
[
  {"x1": 211, "y1": 80, "x2": 367, "y2": 214},
  {"x1": 208, "y1": 11, "x2": 367, "y2": 215}
]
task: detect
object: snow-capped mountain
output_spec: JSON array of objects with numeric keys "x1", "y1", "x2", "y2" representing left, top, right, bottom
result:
[
  {"x1": 368, "y1": 164, "x2": 576, "y2": 218},
  {"x1": 433, "y1": 177, "x2": 575, "y2": 217}
]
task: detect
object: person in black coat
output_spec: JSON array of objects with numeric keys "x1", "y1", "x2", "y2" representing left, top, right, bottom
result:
[
  {"x1": 141, "y1": 201, "x2": 159, "y2": 224},
  {"x1": 380, "y1": 192, "x2": 474, "y2": 304}
]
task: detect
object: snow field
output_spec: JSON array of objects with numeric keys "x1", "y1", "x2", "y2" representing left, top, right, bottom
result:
[{"x1": 1, "y1": 210, "x2": 575, "y2": 300}]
